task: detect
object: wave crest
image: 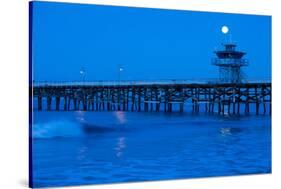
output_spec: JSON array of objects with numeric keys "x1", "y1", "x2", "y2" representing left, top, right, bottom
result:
[{"x1": 32, "y1": 120, "x2": 84, "y2": 139}]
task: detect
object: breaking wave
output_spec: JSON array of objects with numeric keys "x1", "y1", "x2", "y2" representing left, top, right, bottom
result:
[
  {"x1": 32, "y1": 120, "x2": 127, "y2": 139},
  {"x1": 32, "y1": 120, "x2": 84, "y2": 139}
]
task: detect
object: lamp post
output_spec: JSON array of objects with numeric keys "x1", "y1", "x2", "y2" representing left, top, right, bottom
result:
[
  {"x1": 118, "y1": 65, "x2": 123, "y2": 84},
  {"x1": 117, "y1": 65, "x2": 124, "y2": 110},
  {"x1": 80, "y1": 67, "x2": 86, "y2": 82}
]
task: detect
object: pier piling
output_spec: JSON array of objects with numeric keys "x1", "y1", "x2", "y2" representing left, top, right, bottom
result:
[{"x1": 33, "y1": 82, "x2": 271, "y2": 115}]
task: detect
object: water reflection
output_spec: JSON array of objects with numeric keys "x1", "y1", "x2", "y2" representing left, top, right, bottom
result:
[
  {"x1": 76, "y1": 111, "x2": 86, "y2": 122},
  {"x1": 77, "y1": 145, "x2": 88, "y2": 161},
  {"x1": 115, "y1": 137, "x2": 126, "y2": 158},
  {"x1": 220, "y1": 127, "x2": 232, "y2": 136},
  {"x1": 219, "y1": 127, "x2": 243, "y2": 136},
  {"x1": 114, "y1": 111, "x2": 127, "y2": 124}
]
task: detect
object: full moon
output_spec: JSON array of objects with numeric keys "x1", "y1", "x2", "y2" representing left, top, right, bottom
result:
[{"x1": 221, "y1": 26, "x2": 229, "y2": 34}]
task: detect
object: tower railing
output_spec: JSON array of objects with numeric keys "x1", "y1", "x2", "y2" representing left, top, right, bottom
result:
[{"x1": 212, "y1": 58, "x2": 249, "y2": 67}]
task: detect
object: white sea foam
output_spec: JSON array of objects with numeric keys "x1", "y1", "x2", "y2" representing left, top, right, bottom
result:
[{"x1": 32, "y1": 120, "x2": 84, "y2": 139}]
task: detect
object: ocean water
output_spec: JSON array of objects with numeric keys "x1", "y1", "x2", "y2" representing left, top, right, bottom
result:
[{"x1": 31, "y1": 111, "x2": 271, "y2": 188}]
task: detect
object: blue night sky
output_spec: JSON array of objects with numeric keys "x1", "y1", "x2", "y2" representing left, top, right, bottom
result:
[{"x1": 31, "y1": 1, "x2": 271, "y2": 82}]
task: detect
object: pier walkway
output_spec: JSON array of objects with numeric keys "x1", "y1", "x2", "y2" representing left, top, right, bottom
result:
[{"x1": 32, "y1": 79, "x2": 271, "y2": 115}]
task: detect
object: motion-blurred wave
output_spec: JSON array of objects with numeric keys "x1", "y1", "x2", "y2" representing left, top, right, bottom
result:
[{"x1": 32, "y1": 120, "x2": 84, "y2": 139}]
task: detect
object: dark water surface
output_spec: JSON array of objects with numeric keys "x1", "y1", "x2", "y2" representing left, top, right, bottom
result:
[{"x1": 31, "y1": 111, "x2": 271, "y2": 188}]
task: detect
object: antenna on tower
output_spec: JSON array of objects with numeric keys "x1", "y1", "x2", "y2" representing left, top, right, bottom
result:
[{"x1": 229, "y1": 33, "x2": 233, "y2": 44}]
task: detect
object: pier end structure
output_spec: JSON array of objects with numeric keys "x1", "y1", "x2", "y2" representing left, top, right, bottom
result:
[{"x1": 212, "y1": 43, "x2": 249, "y2": 83}]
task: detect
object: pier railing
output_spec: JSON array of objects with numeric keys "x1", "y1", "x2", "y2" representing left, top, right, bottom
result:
[{"x1": 33, "y1": 78, "x2": 271, "y2": 87}]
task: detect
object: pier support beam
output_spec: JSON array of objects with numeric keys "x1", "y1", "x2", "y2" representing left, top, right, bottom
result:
[
  {"x1": 47, "y1": 96, "x2": 52, "y2": 111},
  {"x1": 55, "y1": 96, "x2": 60, "y2": 111},
  {"x1": 38, "y1": 96, "x2": 42, "y2": 111}
]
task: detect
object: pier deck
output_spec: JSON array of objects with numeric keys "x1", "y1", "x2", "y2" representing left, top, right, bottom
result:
[{"x1": 32, "y1": 80, "x2": 271, "y2": 115}]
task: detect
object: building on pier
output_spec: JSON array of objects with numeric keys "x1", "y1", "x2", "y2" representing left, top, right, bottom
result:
[{"x1": 212, "y1": 43, "x2": 249, "y2": 83}]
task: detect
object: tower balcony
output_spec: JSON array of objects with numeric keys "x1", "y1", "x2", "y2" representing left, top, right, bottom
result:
[{"x1": 212, "y1": 58, "x2": 249, "y2": 67}]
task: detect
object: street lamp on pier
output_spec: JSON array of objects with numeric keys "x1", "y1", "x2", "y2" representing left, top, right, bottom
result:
[
  {"x1": 118, "y1": 65, "x2": 124, "y2": 84},
  {"x1": 80, "y1": 67, "x2": 86, "y2": 82}
]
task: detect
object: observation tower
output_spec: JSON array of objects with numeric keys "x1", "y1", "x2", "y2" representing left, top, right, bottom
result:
[{"x1": 212, "y1": 26, "x2": 249, "y2": 83}]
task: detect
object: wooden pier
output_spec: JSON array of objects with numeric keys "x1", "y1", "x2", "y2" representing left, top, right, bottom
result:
[{"x1": 32, "y1": 81, "x2": 271, "y2": 115}]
